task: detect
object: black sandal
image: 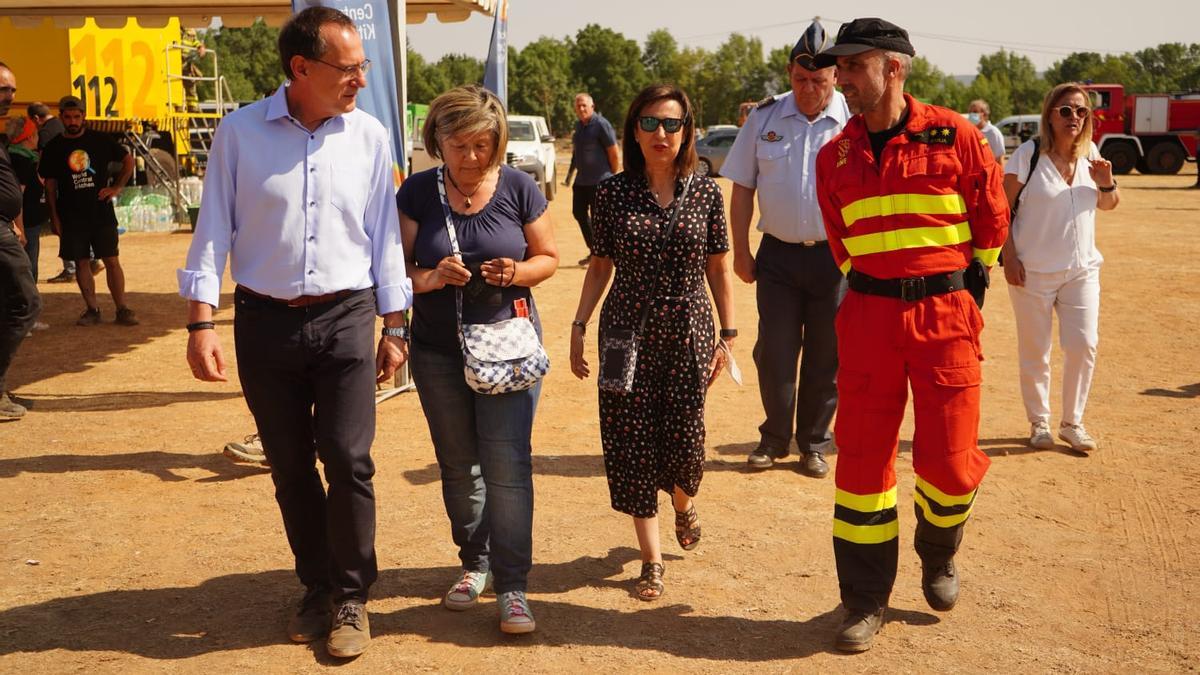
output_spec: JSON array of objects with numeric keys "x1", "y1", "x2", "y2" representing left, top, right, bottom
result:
[
  {"x1": 674, "y1": 503, "x2": 701, "y2": 551},
  {"x1": 635, "y1": 561, "x2": 665, "y2": 601}
]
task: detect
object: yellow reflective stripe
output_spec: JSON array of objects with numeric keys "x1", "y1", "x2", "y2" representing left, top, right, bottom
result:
[
  {"x1": 915, "y1": 476, "x2": 976, "y2": 507},
  {"x1": 843, "y1": 222, "x2": 971, "y2": 257},
  {"x1": 835, "y1": 487, "x2": 898, "y2": 513},
  {"x1": 973, "y1": 246, "x2": 1001, "y2": 267},
  {"x1": 840, "y1": 193, "x2": 967, "y2": 229},
  {"x1": 838, "y1": 258, "x2": 852, "y2": 276},
  {"x1": 913, "y1": 491, "x2": 973, "y2": 528},
  {"x1": 833, "y1": 518, "x2": 900, "y2": 544}
]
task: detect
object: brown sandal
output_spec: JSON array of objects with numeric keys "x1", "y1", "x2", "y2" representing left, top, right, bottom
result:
[
  {"x1": 635, "y1": 561, "x2": 665, "y2": 601},
  {"x1": 674, "y1": 503, "x2": 701, "y2": 551}
]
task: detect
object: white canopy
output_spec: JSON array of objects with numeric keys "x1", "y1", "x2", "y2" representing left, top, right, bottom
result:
[{"x1": 0, "y1": 0, "x2": 495, "y2": 28}]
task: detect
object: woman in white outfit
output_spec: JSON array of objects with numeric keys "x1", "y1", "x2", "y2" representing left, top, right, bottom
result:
[{"x1": 1000, "y1": 82, "x2": 1119, "y2": 453}]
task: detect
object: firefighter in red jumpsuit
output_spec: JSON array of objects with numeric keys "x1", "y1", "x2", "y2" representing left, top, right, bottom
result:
[{"x1": 813, "y1": 18, "x2": 1009, "y2": 652}]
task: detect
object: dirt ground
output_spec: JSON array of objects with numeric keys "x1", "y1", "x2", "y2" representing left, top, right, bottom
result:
[{"x1": 1, "y1": 163, "x2": 1198, "y2": 674}]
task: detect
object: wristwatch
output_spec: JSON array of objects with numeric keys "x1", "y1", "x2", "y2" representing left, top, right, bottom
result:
[
  {"x1": 382, "y1": 326, "x2": 411, "y2": 340},
  {"x1": 719, "y1": 328, "x2": 738, "y2": 339},
  {"x1": 1097, "y1": 179, "x2": 1118, "y2": 193}
]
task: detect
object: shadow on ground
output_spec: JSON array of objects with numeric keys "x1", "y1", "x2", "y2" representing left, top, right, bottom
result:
[{"x1": 0, "y1": 450, "x2": 268, "y2": 483}]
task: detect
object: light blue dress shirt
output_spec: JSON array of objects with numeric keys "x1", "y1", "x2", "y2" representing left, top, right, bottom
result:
[
  {"x1": 178, "y1": 84, "x2": 412, "y2": 315},
  {"x1": 721, "y1": 90, "x2": 849, "y2": 243}
]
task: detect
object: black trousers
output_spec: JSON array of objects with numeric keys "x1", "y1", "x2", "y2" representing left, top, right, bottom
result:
[
  {"x1": 752, "y1": 235, "x2": 845, "y2": 453},
  {"x1": 234, "y1": 287, "x2": 378, "y2": 603},
  {"x1": 571, "y1": 183, "x2": 598, "y2": 252},
  {"x1": 0, "y1": 223, "x2": 41, "y2": 393}
]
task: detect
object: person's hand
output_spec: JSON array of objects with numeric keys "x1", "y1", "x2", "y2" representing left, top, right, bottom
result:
[
  {"x1": 481, "y1": 257, "x2": 516, "y2": 287},
  {"x1": 562, "y1": 177, "x2": 571, "y2": 187},
  {"x1": 1003, "y1": 256, "x2": 1026, "y2": 287},
  {"x1": 375, "y1": 335, "x2": 409, "y2": 384},
  {"x1": 434, "y1": 255, "x2": 471, "y2": 288},
  {"x1": 187, "y1": 329, "x2": 228, "y2": 382},
  {"x1": 569, "y1": 326, "x2": 589, "y2": 379},
  {"x1": 732, "y1": 247, "x2": 756, "y2": 284},
  {"x1": 15, "y1": 227, "x2": 26, "y2": 247},
  {"x1": 98, "y1": 186, "x2": 122, "y2": 201},
  {"x1": 1088, "y1": 157, "x2": 1115, "y2": 188},
  {"x1": 706, "y1": 339, "x2": 731, "y2": 388},
  {"x1": 50, "y1": 218, "x2": 62, "y2": 237}
]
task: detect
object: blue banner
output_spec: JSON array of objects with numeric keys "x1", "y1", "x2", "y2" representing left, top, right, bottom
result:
[
  {"x1": 482, "y1": 0, "x2": 508, "y2": 108},
  {"x1": 291, "y1": 0, "x2": 405, "y2": 184}
]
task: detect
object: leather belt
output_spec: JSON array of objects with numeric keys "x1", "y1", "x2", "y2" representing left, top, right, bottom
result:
[
  {"x1": 765, "y1": 234, "x2": 828, "y2": 248},
  {"x1": 236, "y1": 284, "x2": 355, "y2": 308},
  {"x1": 847, "y1": 269, "x2": 966, "y2": 302}
]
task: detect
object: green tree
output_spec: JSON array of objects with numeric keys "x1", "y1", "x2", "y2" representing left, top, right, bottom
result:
[
  {"x1": 977, "y1": 49, "x2": 1043, "y2": 113},
  {"x1": 405, "y1": 44, "x2": 441, "y2": 105},
  {"x1": 509, "y1": 37, "x2": 575, "y2": 135},
  {"x1": 205, "y1": 20, "x2": 283, "y2": 100},
  {"x1": 965, "y1": 74, "x2": 1013, "y2": 121},
  {"x1": 763, "y1": 44, "x2": 792, "y2": 95},
  {"x1": 906, "y1": 56, "x2": 967, "y2": 111},
  {"x1": 692, "y1": 34, "x2": 772, "y2": 126},
  {"x1": 642, "y1": 29, "x2": 682, "y2": 84},
  {"x1": 1132, "y1": 43, "x2": 1200, "y2": 92},
  {"x1": 570, "y1": 24, "x2": 646, "y2": 129}
]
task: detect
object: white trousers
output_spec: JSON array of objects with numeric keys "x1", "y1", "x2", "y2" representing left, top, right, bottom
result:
[{"x1": 1007, "y1": 265, "x2": 1100, "y2": 426}]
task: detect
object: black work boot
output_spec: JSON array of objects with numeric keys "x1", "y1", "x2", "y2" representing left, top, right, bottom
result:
[
  {"x1": 834, "y1": 607, "x2": 885, "y2": 653},
  {"x1": 921, "y1": 558, "x2": 959, "y2": 611}
]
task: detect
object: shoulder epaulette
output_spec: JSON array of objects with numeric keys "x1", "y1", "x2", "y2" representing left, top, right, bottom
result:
[
  {"x1": 756, "y1": 96, "x2": 779, "y2": 110},
  {"x1": 908, "y1": 126, "x2": 957, "y2": 145}
]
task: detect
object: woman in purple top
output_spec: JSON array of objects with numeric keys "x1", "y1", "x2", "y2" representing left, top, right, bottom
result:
[{"x1": 397, "y1": 85, "x2": 558, "y2": 634}]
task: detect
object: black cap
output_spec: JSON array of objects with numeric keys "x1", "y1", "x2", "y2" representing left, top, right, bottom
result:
[
  {"x1": 789, "y1": 19, "x2": 832, "y2": 71},
  {"x1": 813, "y1": 18, "x2": 916, "y2": 68},
  {"x1": 58, "y1": 95, "x2": 84, "y2": 112}
]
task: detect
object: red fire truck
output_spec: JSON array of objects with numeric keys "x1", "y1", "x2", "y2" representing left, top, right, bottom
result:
[{"x1": 1088, "y1": 84, "x2": 1200, "y2": 175}]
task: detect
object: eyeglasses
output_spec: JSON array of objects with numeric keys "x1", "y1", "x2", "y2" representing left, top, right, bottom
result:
[
  {"x1": 1056, "y1": 105, "x2": 1090, "y2": 119},
  {"x1": 310, "y1": 57, "x2": 372, "y2": 79},
  {"x1": 638, "y1": 116, "x2": 684, "y2": 134}
]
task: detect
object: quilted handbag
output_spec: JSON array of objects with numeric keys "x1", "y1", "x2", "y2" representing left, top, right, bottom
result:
[{"x1": 436, "y1": 167, "x2": 549, "y2": 395}]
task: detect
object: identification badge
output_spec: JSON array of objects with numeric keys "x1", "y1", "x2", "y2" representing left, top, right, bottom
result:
[{"x1": 513, "y1": 297, "x2": 530, "y2": 318}]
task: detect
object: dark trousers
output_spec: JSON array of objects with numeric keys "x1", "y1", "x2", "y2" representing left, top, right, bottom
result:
[
  {"x1": 233, "y1": 287, "x2": 379, "y2": 603},
  {"x1": 752, "y1": 235, "x2": 845, "y2": 453},
  {"x1": 23, "y1": 223, "x2": 41, "y2": 283},
  {"x1": 572, "y1": 184, "x2": 598, "y2": 252},
  {"x1": 0, "y1": 223, "x2": 42, "y2": 392}
]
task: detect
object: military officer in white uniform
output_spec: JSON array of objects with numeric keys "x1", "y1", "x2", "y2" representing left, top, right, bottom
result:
[{"x1": 723, "y1": 19, "x2": 850, "y2": 478}]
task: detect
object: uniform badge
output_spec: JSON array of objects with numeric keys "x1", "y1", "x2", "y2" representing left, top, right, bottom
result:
[
  {"x1": 909, "y1": 126, "x2": 957, "y2": 145},
  {"x1": 836, "y1": 138, "x2": 851, "y2": 167},
  {"x1": 760, "y1": 130, "x2": 783, "y2": 142}
]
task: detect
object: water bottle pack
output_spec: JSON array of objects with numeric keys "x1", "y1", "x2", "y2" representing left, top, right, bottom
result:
[{"x1": 115, "y1": 186, "x2": 180, "y2": 233}]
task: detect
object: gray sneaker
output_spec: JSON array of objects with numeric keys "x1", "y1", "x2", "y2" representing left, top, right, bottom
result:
[
  {"x1": 1029, "y1": 421, "x2": 1055, "y2": 449},
  {"x1": 443, "y1": 570, "x2": 491, "y2": 611},
  {"x1": 498, "y1": 590, "x2": 536, "y2": 634},
  {"x1": 1059, "y1": 423, "x2": 1098, "y2": 453},
  {"x1": 0, "y1": 392, "x2": 27, "y2": 419},
  {"x1": 223, "y1": 434, "x2": 269, "y2": 466}
]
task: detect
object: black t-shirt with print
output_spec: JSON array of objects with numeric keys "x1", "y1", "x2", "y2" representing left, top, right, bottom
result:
[{"x1": 39, "y1": 129, "x2": 127, "y2": 226}]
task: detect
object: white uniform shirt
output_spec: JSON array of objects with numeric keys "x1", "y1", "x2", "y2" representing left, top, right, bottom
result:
[
  {"x1": 178, "y1": 84, "x2": 412, "y2": 314},
  {"x1": 721, "y1": 90, "x2": 849, "y2": 243},
  {"x1": 1006, "y1": 139, "x2": 1104, "y2": 273},
  {"x1": 980, "y1": 121, "x2": 1005, "y2": 161}
]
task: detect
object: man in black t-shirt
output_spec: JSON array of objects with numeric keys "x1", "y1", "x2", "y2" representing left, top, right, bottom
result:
[
  {"x1": 40, "y1": 96, "x2": 138, "y2": 326},
  {"x1": 29, "y1": 101, "x2": 81, "y2": 283},
  {"x1": 0, "y1": 62, "x2": 43, "y2": 419}
]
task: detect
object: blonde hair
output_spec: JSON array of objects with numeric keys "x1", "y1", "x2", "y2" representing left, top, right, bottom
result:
[
  {"x1": 1039, "y1": 83, "x2": 1094, "y2": 161},
  {"x1": 423, "y1": 84, "x2": 508, "y2": 170}
]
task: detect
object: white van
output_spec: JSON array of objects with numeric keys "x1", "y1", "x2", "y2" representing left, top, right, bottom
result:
[{"x1": 996, "y1": 114, "x2": 1040, "y2": 154}]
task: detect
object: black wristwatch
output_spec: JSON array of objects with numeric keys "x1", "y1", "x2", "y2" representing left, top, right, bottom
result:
[
  {"x1": 719, "y1": 328, "x2": 738, "y2": 339},
  {"x1": 382, "y1": 326, "x2": 411, "y2": 340},
  {"x1": 1097, "y1": 179, "x2": 1117, "y2": 193}
]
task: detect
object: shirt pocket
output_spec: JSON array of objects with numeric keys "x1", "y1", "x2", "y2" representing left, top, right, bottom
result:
[
  {"x1": 755, "y1": 141, "x2": 791, "y2": 184},
  {"x1": 898, "y1": 148, "x2": 960, "y2": 182},
  {"x1": 328, "y1": 155, "x2": 368, "y2": 220}
]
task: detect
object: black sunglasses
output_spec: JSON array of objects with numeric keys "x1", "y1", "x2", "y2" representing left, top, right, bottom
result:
[
  {"x1": 1056, "y1": 105, "x2": 1090, "y2": 119},
  {"x1": 638, "y1": 116, "x2": 684, "y2": 134}
]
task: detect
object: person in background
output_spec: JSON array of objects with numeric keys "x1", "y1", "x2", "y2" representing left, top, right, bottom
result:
[
  {"x1": 4, "y1": 116, "x2": 49, "y2": 332},
  {"x1": 570, "y1": 83, "x2": 735, "y2": 602},
  {"x1": 1001, "y1": 83, "x2": 1118, "y2": 454},
  {"x1": 398, "y1": 85, "x2": 558, "y2": 635},
  {"x1": 566, "y1": 93, "x2": 620, "y2": 266},
  {"x1": 28, "y1": 101, "x2": 84, "y2": 285},
  {"x1": 967, "y1": 99, "x2": 1005, "y2": 162}
]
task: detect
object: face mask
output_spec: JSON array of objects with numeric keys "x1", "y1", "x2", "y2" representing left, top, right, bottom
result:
[{"x1": 967, "y1": 112, "x2": 981, "y2": 125}]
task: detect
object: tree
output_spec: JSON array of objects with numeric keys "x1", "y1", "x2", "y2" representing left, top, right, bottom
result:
[
  {"x1": 570, "y1": 24, "x2": 646, "y2": 129},
  {"x1": 977, "y1": 49, "x2": 1042, "y2": 114},
  {"x1": 691, "y1": 34, "x2": 772, "y2": 126},
  {"x1": 204, "y1": 20, "x2": 284, "y2": 101},
  {"x1": 509, "y1": 37, "x2": 575, "y2": 135},
  {"x1": 906, "y1": 56, "x2": 967, "y2": 111},
  {"x1": 642, "y1": 29, "x2": 682, "y2": 84},
  {"x1": 764, "y1": 45, "x2": 792, "y2": 95}
]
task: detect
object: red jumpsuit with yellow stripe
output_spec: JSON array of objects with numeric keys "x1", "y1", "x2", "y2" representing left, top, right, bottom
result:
[{"x1": 814, "y1": 95, "x2": 1009, "y2": 614}]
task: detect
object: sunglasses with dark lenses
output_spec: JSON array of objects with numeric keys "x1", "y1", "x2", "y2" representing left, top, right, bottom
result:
[
  {"x1": 1056, "y1": 105, "x2": 1090, "y2": 119},
  {"x1": 638, "y1": 116, "x2": 684, "y2": 134}
]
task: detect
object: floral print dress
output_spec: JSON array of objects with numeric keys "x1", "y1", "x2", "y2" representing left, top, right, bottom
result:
[{"x1": 592, "y1": 172, "x2": 729, "y2": 518}]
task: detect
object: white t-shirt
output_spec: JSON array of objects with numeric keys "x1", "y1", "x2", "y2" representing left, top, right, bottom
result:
[
  {"x1": 981, "y1": 122, "x2": 1005, "y2": 161},
  {"x1": 1005, "y1": 140, "x2": 1104, "y2": 273}
]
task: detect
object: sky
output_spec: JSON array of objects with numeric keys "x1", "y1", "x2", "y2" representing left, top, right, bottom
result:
[{"x1": 406, "y1": 0, "x2": 1200, "y2": 77}]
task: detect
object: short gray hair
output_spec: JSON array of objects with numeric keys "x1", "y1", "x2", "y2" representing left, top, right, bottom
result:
[
  {"x1": 882, "y1": 51, "x2": 911, "y2": 80},
  {"x1": 423, "y1": 84, "x2": 508, "y2": 171}
]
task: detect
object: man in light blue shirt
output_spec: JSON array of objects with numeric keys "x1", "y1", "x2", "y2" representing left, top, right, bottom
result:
[
  {"x1": 178, "y1": 7, "x2": 411, "y2": 659},
  {"x1": 723, "y1": 20, "x2": 849, "y2": 478},
  {"x1": 967, "y1": 99, "x2": 1006, "y2": 162}
]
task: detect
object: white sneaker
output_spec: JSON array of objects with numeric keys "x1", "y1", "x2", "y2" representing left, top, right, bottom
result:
[
  {"x1": 32, "y1": 321, "x2": 49, "y2": 331},
  {"x1": 222, "y1": 433, "x2": 269, "y2": 465},
  {"x1": 1029, "y1": 421, "x2": 1055, "y2": 449},
  {"x1": 443, "y1": 570, "x2": 490, "y2": 611},
  {"x1": 1059, "y1": 423, "x2": 1098, "y2": 453},
  {"x1": 498, "y1": 590, "x2": 536, "y2": 634}
]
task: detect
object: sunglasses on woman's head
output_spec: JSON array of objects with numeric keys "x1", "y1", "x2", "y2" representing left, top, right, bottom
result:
[
  {"x1": 1056, "y1": 105, "x2": 1090, "y2": 119},
  {"x1": 638, "y1": 116, "x2": 684, "y2": 133}
]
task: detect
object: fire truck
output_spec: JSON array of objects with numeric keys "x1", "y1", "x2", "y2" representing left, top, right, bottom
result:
[{"x1": 1088, "y1": 83, "x2": 1200, "y2": 175}]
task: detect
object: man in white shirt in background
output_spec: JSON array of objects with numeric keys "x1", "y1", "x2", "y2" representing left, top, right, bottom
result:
[
  {"x1": 968, "y1": 99, "x2": 1006, "y2": 162},
  {"x1": 178, "y1": 6, "x2": 411, "y2": 659}
]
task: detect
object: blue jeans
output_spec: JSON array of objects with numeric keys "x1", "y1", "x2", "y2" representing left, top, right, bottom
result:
[{"x1": 410, "y1": 344, "x2": 539, "y2": 594}]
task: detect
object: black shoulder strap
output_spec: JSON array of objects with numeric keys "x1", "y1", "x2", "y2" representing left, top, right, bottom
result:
[
  {"x1": 1011, "y1": 138, "x2": 1040, "y2": 220},
  {"x1": 636, "y1": 175, "x2": 694, "y2": 335}
]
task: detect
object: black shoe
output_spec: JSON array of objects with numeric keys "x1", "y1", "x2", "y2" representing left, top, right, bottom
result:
[
  {"x1": 746, "y1": 445, "x2": 787, "y2": 470},
  {"x1": 834, "y1": 607, "x2": 885, "y2": 653},
  {"x1": 47, "y1": 269, "x2": 74, "y2": 283},
  {"x1": 287, "y1": 586, "x2": 332, "y2": 643},
  {"x1": 798, "y1": 451, "x2": 829, "y2": 478},
  {"x1": 76, "y1": 307, "x2": 101, "y2": 326},
  {"x1": 922, "y1": 559, "x2": 959, "y2": 611}
]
